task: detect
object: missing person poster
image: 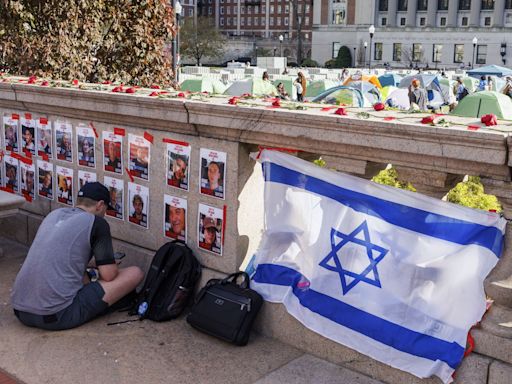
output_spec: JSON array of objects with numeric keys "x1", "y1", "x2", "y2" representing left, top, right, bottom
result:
[
  {"x1": 166, "y1": 142, "x2": 190, "y2": 191},
  {"x1": 103, "y1": 131, "x2": 123, "y2": 175},
  {"x1": 104, "y1": 176, "x2": 124, "y2": 220},
  {"x1": 3, "y1": 154, "x2": 19, "y2": 194},
  {"x1": 77, "y1": 125, "x2": 96, "y2": 168},
  {"x1": 37, "y1": 118, "x2": 53, "y2": 158},
  {"x1": 78, "y1": 170, "x2": 97, "y2": 190},
  {"x1": 55, "y1": 122, "x2": 73, "y2": 162},
  {"x1": 199, "y1": 148, "x2": 226, "y2": 200},
  {"x1": 128, "y1": 182, "x2": 149, "y2": 228},
  {"x1": 3, "y1": 114, "x2": 19, "y2": 153},
  {"x1": 56, "y1": 165, "x2": 74, "y2": 206},
  {"x1": 37, "y1": 160, "x2": 54, "y2": 200},
  {"x1": 128, "y1": 134, "x2": 150, "y2": 181},
  {"x1": 164, "y1": 194, "x2": 187, "y2": 241},
  {"x1": 20, "y1": 161, "x2": 36, "y2": 201},
  {"x1": 198, "y1": 203, "x2": 223, "y2": 256},
  {"x1": 20, "y1": 116, "x2": 36, "y2": 156}
]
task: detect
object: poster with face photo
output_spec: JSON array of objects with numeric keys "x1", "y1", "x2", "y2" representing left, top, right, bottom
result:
[
  {"x1": 198, "y1": 203, "x2": 223, "y2": 256},
  {"x1": 166, "y1": 142, "x2": 190, "y2": 191},
  {"x1": 20, "y1": 116, "x2": 36, "y2": 156},
  {"x1": 199, "y1": 148, "x2": 226, "y2": 200},
  {"x1": 128, "y1": 182, "x2": 149, "y2": 228},
  {"x1": 37, "y1": 160, "x2": 54, "y2": 200},
  {"x1": 128, "y1": 134, "x2": 150, "y2": 180},
  {"x1": 103, "y1": 131, "x2": 123, "y2": 175},
  {"x1": 56, "y1": 165, "x2": 74, "y2": 206},
  {"x1": 104, "y1": 176, "x2": 124, "y2": 220},
  {"x1": 37, "y1": 118, "x2": 53, "y2": 158},
  {"x1": 164, "y1": 195, "x2": 187, "y2": 241},
  {"x1": 20, "y1": 161, "x2": 36, "y2": 201},
  {"x1": 55, "y1": 122, "x2": 73, "y2": 162},
  {"x1": 77, "y1": 125, "x2": 96, "y2": 168},
  {"x1": 3, "y1": 155, "x2": 19, "y2": 194},
  {"x1": 3, "y1": 114, "x2": 19, "y2": 153},
  {"x1": 78, "y1": 170, "x2": 97, "y2": 191}
]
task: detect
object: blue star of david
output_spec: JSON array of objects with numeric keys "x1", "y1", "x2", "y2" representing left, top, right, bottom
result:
[{"x1": 319, "y1": 221, "x2": 388, "y2": 295}]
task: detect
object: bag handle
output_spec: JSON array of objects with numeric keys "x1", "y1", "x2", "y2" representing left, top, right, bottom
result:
[{"x1": 221, "y1": 271, "x2": 250, "y2": 289}]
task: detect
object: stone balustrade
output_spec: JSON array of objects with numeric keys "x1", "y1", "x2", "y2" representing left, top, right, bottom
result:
[{"x1": 1, "y1": 82, "x2": 512, "y2": 383}]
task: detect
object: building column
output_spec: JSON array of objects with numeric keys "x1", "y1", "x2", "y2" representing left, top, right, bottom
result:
[
  {"x1": 237, "y1": 0, "x2": 241, "y2": 35},
  {"x1": 426, "y1": 0, "x2": 437, "y2": 27},
  {"x1": 215, "y1": 0, "x2": 220, "y2": 28},
  {"x1": 470, "y1": 0, "x2": 482, "y2": 26},
  {"x1": 494, "y1": 0, "x2": 506, "y2": 27},
  {"x1": 406, "y1": 0, "x2": 417, "y2": 27},
  {"x1": 387, "y1": 0, "x2": 398, "y2": 27},
  {"x1": 265, "y1": 0, "x2": 270, "y2": 38},
  {"x1": 447, "y1": 0, "x2": 458, "y2": 27}
]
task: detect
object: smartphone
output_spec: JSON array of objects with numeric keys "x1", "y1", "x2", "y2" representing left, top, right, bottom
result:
[{"x1": 114, "y1": 252, "x2": 126, "y2": 260}]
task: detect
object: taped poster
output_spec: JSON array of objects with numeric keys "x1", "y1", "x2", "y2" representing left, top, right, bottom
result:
[
  {"x1": 103, "y1": 131, "x2": 123, "y2": 175},
  {"x1": 78, "y1": 170, "x2": 97, "y2": 190},
  {"x1": 3, "y1": 114, "x2": 19, "y2": 153},
  {"x1": 198, "y1": 203, "x2": 223, "y2": 256},
  {"x1": 3, "y1": 154, "x2": 19, "y2": 193},
  {"x1": 104, "y1": 176, "x2": 124, "y2": 220},
  {"x1": 164, "y1": 194, "x2": 187, "y2": 241},
  {"x1": 166, "y1": 141, "x2": 190, "y2": 191},
  {"x1": 77, "y1": 125, "x2": 96, "y2": 168},
  {"x1": 128, "y1": 182, "x2": 149, "y2": 228},
  {"x1": 37, "y1": 118, "x2": 53, "y2": 158},
  {"x1": 199, "y1": 148, "x2": 226, "y2": 199},
  {"x1": 20, "y1": 116, "x2": 36, "y2": 156},
  {"x1": 56, "y1": 165, "x2": 74, "y2": 206},
  {"x1": 55, "y1": 122, "x2": 73, "y2": 162},
  {"x1": 37, "y1": 160, "x2": 54, "y2": 200},
  {"x1": 128, "y1": 134, "x2": 150, "y2": 180},
  {"x1": 20, "y1": 161, "x2": 36, "y2": 200}
]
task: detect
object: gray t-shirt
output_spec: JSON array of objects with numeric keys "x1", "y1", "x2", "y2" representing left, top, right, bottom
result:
[{"x1": 11, "y1": 208, "x2": 115, "y2": 315}]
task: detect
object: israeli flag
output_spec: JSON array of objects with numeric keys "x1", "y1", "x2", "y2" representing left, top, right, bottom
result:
[{"x1": 250, "y1": 150, "x2": 505, "y2": 383}]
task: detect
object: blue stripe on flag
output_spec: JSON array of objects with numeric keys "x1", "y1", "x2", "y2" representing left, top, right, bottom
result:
[
  {"x1": 263, "y1": 162, "x2": 503, "y2": 258},
  {"x1": 253, "y1": 263, "x2": 465, "y2": 369}
]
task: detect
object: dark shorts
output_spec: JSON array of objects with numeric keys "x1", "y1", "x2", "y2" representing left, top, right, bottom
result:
[{"x1": 14, "y1": 282, "x2": 109, "y2": 331}]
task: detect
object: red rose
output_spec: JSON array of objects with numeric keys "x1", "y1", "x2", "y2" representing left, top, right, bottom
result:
[
  {"x1": 125, "y1": 87, "x2": 136, "y2": 94},
  {"x1": 272, "y1": 99, "x2": 281, "y2": 107},
  {"x1": 228, "y1": 97, "x2": 238, "y2": 105},
  {"x1": 101, "y1": 80, "x2": 112, "y2": 85},
  {"x1": 41, "y1": 81, "x2": 49, "y2": 86},
  {"x1": 27, "y1": 76, "x2": 37, "y2": 84},
  {"x1": 373, "y1": 102, "x2": 385, "y2": 111},
  {"x1": 149, "y1": 91, "x2": 159, "y2": 97},
  {"x1": 112, "y1": 86, "x2": 123, "y2": 93},
  {"x1": 150, "y1": 85, "x2": 160, "y2": 89},
  {"x1": 177, "y1": 92, "x2": 186, "y2": 98},
  {"x1": 334, "y1": 107, "x2": 347, "y2": 116},
  {"x1": 421, "y1": 116, "x2": 435, "y2": 124},
  {"x1": 481, "y1": 113, "x2": 497, "y2": 126},
  {"x1": 72, "y1": 79, "x2": 79, "y2": 86}
]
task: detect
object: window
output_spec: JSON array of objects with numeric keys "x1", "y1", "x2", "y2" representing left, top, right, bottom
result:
[
  {"x1": 188, "y1": 8, "x2": 193, "y2": 16},
  {"x1": 332, "y1": 42, "x2": 342, "y2": 58},
  {"x1": 438, "y1": 0, "x2": 449, "y2": 10},
  {"x1": 220, "y1": 17, "x2": 224, "y2": 26},
  {"x1": 393, "y1": 43, "x2": 402, "y2": 61},
  {"x1": 420, "y1": 17, "x2": 426, "y2": 26},
  {"x1": 286, "y1": 4, "x2": 290, "y2": 13},
  {"x1": 417, "y1": 0, "x2": 428, "y2": 11},
  {"x1": 481, "y1": 0, "x2": 494, "y2": 10},
  {"x1": 269, "y1": 17, "x2": 274, "y2": 26},
  {"x1": 261, "y1": 16, "x2": 265, "y2": 25},
  {"x1": 277, "y1": 17, "x2": 281, "y2": 26},
  {"x1": 459, "y1": 0, "x2": 471, "y2": 9},
  {"x1": 379, "y1": 0, "x2": 388, "y2": 11},
  {"x1": 374, "y1": 43, "x2": 383, "y2": 60},
  {"x1": 461, "y1": 16, "x2": 468, "y2": 25},
  {"x1": 381, "y1": 17, "x2": 387, "y2": 26},
  {"x1": 306, "y1": 4, "x2": 311, "y2": 13},
  {"x1": 270, "y1": 5, "x2": 274, "y2": 13},
  {"x1": 241, "y1": 17, "x2": 245, "y2": 26},
  {"x1": 413, "y1": 43, "x2": 423, "y2": 62},
  {"x1": 400, "y1": 17, "x2": 406, "y2": 25},
  {"x1": 476, "y1": 45, "x2": 487, "y2": 64},
  {"x1": 440, "y1": 17, "x2": 446, "y2": 26},
  {"x1": 278, "y1": 5, "x2": 282, "y2": 13},
  {"x1": 208, "y1": 6, "x2": 212, "y2": 15},
  {"x1": 398, "y1": 0, "x2": 408, "y2": 11},
  {"x1": 284, "y1": 17, "x2": 289, "y2": 26},
  {"x1": 254, "y1": 16, "x2": 258, "y2": 25},
  {"x1": 220, "y1": 6, "x2": 224, "y2": 14},
  {"x1": 247, "y1": 5, "x2": 251, "y2": 14},
  {"x1": 484, "y1": 16, "x2": 491, "y2": 25},
  {"x1": 454, "y1": 44, "x2": 464, "y2": 62},
  {"x1": 305, "y1": 16, "x2": 310, "y2": 25},
  {"x1": 433, "y1": 44, "x2": 443, "y2": 62},
  {"x1": 507, "y1": 0, "x2": 512, "y2": 9}
]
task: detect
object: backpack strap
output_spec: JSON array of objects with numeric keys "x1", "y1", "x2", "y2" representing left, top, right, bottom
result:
[{"x1": 221, "y1": 271, "x2": 250, "y2": 289}]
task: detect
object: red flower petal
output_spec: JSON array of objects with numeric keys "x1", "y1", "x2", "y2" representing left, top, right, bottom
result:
[
  {"x1": 334, "y1": 107, "x2": 347, "y2": 116},
  {"x1": 150, "y1": 85, "x2": 160, "y2": 89},
  {"x1": 125, "y1": 88, "x2": 136, "y2": 94},
  {"x1": 149, "y1": 91, "x2": 160, "y2": 97}
]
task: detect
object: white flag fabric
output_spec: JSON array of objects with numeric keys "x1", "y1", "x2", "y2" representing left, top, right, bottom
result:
[{"x1": 249, "y1": 150, "x2": 505, "y2": 383}]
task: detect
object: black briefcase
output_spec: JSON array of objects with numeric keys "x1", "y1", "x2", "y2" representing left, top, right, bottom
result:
[{"x1": 186, "y1": 271, "x2": 263, "y2": 346}]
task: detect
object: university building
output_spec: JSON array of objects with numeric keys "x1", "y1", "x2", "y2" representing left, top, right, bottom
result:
[{"x1": 312, "y1": 0, "x2": 512, "y2": 69}]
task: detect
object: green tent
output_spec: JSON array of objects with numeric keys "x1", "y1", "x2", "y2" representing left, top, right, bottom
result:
[
  {"x1": 380, "y1": 85, "x2": 397, "y2": 101},
  {"x1": 180, "y1": 78, "x2": 228, "y2": 94},
  {"x1": 305, "y1": 79, "x2": 338, "y2": 98},
  {"x1": 224, "y1": 78, "x2": 277, "y2": 96},
  {"x1": 272, "y1": 78, "x2": 295, "y2": 97},
  {"x1": 451, "y1": 91, "x2": 512, "y2": 120},
  {"x1": 462, "y1": 77, "x2": 479, "y2": 93}
]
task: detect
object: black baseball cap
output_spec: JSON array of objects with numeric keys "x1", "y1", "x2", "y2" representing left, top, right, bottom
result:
[{"x1": 78, "y1": 182, "x2": 114, "y2": 210}]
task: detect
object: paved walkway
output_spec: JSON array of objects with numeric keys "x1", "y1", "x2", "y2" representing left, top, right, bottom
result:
[{"x1": 0, "y1": 237, "x2": 384, "y2": 384}]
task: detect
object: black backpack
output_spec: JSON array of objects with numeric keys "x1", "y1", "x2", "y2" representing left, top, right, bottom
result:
[{"x1": 130, "y1": 240, "x2": 201, "y2": 321}]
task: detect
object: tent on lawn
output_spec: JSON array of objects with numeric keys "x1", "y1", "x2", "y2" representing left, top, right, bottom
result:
[
  {"x1": 385, "y1": 88, "x2": 411, "y2": 110},
  {"x1": 379, "y1": 73, "x2": 403, "y2": 87},
  {"x1": 225, "y1": 78, "x2": 277, "y2": 96},
  {"x1": 463, "y1": 77, "x2": 479, "y2": 92},
  {"x1": 311, "y1": 86, "x2": 365, "y2": 107},
  {"x1": 380, "y1": 85, "x2": 398, "y2": 101},
  {"x1": 346, "y1": 81, "x2": 381, "y2": 106},
  {"x1": 343, "y1": 73, "x2": 382, "y2": 89},
  {"x1": 467, "y1": 65, "x2": 512, "y2": 78},
  {"x1": 180, "y1": 78, "x2": 228, "y2": 94},
  {"x1": 399, "y1": 74, "x2": 447, "y2": 105},
  {"x1": 451, "y1": 91, "x2": 512, "y2": 119},
  {"x1": 305, "y1": 79, "x2": 338, "y2": 98},
  {"x1": 272, "y1": 78, "x2": 296, "y2": 98}
]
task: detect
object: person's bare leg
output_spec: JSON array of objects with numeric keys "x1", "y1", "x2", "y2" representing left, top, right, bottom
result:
[{"x1": 98, "y1": 266, "x2": 144, "y2": 305}]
